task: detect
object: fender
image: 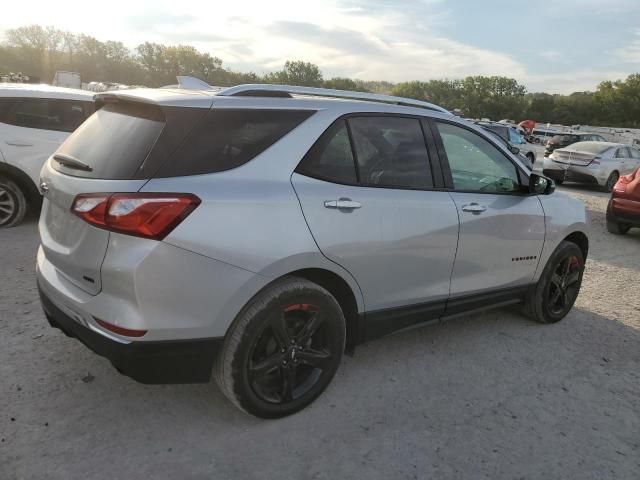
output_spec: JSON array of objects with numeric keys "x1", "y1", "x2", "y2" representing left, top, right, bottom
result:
[{"x1": 0, "y1": 161, "x2": 42, "y2": 205}]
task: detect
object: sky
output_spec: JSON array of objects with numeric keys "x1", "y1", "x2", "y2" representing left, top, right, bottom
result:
[{"x1": 2, "y1": 0, "x2": 640, "y2": 93}]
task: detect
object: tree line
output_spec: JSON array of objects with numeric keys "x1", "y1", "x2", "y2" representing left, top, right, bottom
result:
[{"x1": 1, "y1": 25, "x2": 639, "y2": 128}]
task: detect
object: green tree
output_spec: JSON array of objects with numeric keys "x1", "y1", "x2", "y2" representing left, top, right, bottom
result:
[
  {"x1": 265, "y1": 60, "x2": 323, "y2": 87},
  {"x1": 323, "y1": 77, "x2": 368, "y2": 91}
]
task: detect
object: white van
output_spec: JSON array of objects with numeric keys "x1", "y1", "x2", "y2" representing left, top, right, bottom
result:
[{"x1": 0, "y1": 83, "x2": 94, "y2": 227}]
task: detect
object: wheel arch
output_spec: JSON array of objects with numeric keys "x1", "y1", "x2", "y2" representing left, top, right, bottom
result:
[
  {"x1": 563, "y1": 230, "x2": 589, "y2": 261},
  {"x1": 217, "y1": 253, "x2": 365, "y2": 353},
  {"x1": 287, "y1": 268, "x2": 363, "y2": 353},
  {"x1": 0, "y1": 162, "x2": 41, "y2": 208}
]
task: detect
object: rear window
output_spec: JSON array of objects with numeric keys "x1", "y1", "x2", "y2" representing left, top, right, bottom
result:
[
  {"x1": 156, "y1": 109, "x2": 315, "y2": 177},
  {"x1": 551, "y1": 134, "x2": 579, "y2": 144},
  {"x1": 0, "y1": 97, "x2": 94, "y2": 132},
  {"x1": 53, "y1": 102, "x2": 165, "y2": 179},
  {"x1": 567, "y1": 142, "x2": 613, "y2": 154}
]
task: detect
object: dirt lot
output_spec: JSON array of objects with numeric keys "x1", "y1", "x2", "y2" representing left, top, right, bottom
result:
[{"x1": 1, "y1": 186, "x2": 639, "y2": 480}]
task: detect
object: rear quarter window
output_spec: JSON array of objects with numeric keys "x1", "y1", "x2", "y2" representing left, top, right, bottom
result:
[
  {"x1": 156, "y1": 109, "x2": 315, "y2": 177},
  {"x1": 0, "y1": 97, "x2": 93, "y2": 132}
]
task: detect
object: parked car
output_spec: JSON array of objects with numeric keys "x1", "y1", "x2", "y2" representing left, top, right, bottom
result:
[
  {"x1": 543, "y1": 141, "x2": 640, "y2": 191},
  {"x1": 37, "y1": 84, "x2": 588, "y2": 418},
  {"x1": 544, "y1": 133, "x2": 606, "y2": 156},
  {"x1": 606, "y1": 167, "x2": 640, "y2": 234},
  {"x1": 0, "y1": 83, "x2": 94, "y2": 227},
  {"x1": 480, "y1": 126, "x2": 533, "y2": 169},
  {"x1": 477, "y1": 122, "x2": 537, "y2": 166}
]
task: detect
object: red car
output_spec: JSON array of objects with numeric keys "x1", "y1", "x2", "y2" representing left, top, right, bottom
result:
[{"x1": 606, "y1": 166, "x2": 640, "y2": 234}]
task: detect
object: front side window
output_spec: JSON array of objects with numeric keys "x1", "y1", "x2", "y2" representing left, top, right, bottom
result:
[
  {"x1": 348, "y1": 116, "x2": 433, "y2": 189},
  {"x1": 436, "y1": 122, "x2": 521, "y2": 193},
  {"x1": 296, "y1": 120, "x2": 357, "y2": 184},
  {"x1": 629, "y1": 148, "x2": 640, "y2": 160},
  {"x1": 0, "y1": 98, "x2": 92, "y2": 132}
]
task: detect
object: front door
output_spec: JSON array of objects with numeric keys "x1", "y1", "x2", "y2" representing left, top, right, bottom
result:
[
  {"x1": 432, "y1": 120, "x2": 546, "y2": 303},
  {"x1": 292, "y1": 116, "x2": 459, "y2": 336}
]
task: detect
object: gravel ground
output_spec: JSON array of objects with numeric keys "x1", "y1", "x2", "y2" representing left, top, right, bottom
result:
[{"x1": 1, "y1": 186, "x2": 639, "y2": 480}]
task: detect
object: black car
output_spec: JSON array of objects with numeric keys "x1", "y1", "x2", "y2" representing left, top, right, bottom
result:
[{"x1": 544, "y1": 133, "x2": 606, "y2": 156}]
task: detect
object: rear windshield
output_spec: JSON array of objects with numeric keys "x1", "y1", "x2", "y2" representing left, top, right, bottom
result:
[
  {"x1": 565, "y1": 142, "x2": 612, "y2": 154},
  {"x1": 155, "y1": 109, "x2": 315, "y2": 178},
  {"x1": 551, "y1": 134, "x2": 579, "y2": 143},
  {"x1": 54, "y1": 102, "x2": 164, "y2": 179}
]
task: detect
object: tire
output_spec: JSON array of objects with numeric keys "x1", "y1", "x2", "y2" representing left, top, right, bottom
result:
[
  {"x1": 526, "y1": 152, "x2": 535, "y2": 166},
  {"x1": 215, "y1": 276, "x2": 346, "y2": 418},
  {"x1": 603, "y1": 171, "x2": 619, "y2": 192},
  {"x1": 523, "y1": 241, "x2": 585, "y2": 324},
  {"x1": 0, "y1": 177, "x2": 27, "y2": 228},
  {"x1": 555, "y1": 178, "x2": 564, "y2": 185},
  {"x1": 606, "y1": 219, "x2": 630, "y2": 235}
]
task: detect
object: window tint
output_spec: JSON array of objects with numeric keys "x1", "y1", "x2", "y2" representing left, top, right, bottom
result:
[
  {"x1": 483, "y1": 125, "x2": 508, "y2": 142},
  {"x1": 158, "y1": 109, "x2": 315, "y2": 177},
  {"x1": 436, "y1": 122, "x2": 521, "y2": 193},
  {"x1": 508, "y1": 128, "x2": 523, "y2": 144},
  {"x1": 54, "y1": 102, "x2": 165, "y2": 179},
  {"x1": 296, "y1": 120, "x2": 357, "y2": 184},
  {"x1": 348, "y1": 116, "x2": 433, "y2": 189},
  {"x1": 0, "y1": 98, "x2": 93, "y2": 132},
  {"x1": 616, "y1": 147, "x2": 630, "y2": 158}
]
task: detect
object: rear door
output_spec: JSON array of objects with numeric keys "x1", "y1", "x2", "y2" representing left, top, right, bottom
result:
[
  {"x1": 431, "y1": 120, "x2": 545, "y2": 304},
  {"x1": 617, "y1": 147, "x2": 639, "y2": 175},
  {"x1": 292, "y1": 115, "x2": 460, "y2": 334}
]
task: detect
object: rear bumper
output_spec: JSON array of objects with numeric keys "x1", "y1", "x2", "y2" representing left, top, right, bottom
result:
[
  {"x1": 607, "y1": 198, "x2": 640, "y2": 226},
  {"x1": 39, "y1": 283, "x2": 222, "y2": 384},
  {"x1": 542, "y1": 161, "x2": 602, "y2": 185}
]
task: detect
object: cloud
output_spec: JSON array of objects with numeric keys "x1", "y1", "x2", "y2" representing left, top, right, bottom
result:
[
  {"x1": 538, "y1": 50, "x2": 561, "y2": 61},
  {"x1": 613, "y1": 29, "x2": 640, "y2": 63},
  {"x1": 267, "y1": 21, "x2": 385, "y2": 57},
  {"x1": 126, "y1": 12, "x2": 196, "y2": 31},
  {"x1": 524, "y1": 69, "x2": 631, "y2": 93}
]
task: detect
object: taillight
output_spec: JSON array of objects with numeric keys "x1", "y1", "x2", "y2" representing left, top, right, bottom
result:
[
  {"x1": 71, "y1": 193, "x2": 200, "y2": 240},
  {"x1": 618, "y1": 168, "x2": 638, "y2": 185}
]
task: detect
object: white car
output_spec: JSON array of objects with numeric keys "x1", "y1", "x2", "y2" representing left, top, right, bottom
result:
[
  {"x1": 0, "y1": 83, "x2": 94, "y2": 227},
  {"x1": 542, "y1": 141, "x2": 640, "y2": 192}
]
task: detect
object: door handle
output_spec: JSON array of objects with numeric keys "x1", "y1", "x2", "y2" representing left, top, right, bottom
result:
[
  {"x1": 324, "y1": 199, "x2": 362, "y2": 210},
  {"x1": 5, "y1": 140, "x2": 33, "y2": 147},
  {"x1": 461, "y1": 202, "x2": 487, "y2": 213}
]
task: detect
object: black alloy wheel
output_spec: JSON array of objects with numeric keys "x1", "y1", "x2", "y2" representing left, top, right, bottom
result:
[
  {"x1": 523, "y1": 240, "x2": 585, "y2": 324},
  {"x1": 216, "y1": 277, "x2": 345, "y2": 418},
  {"x1": 248, "y1": 303, "x2": 332, "y2": 404},
  {"x1": 546, "y1": 254, "x2": 582, "y2": 317}
]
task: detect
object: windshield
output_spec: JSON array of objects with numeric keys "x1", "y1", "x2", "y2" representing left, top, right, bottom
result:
[
  {"x1": 508, "y1": 128, "x2": 523, "y2": 144},
  {"x1": 563, "y1": 142, "x2": 612, "y2": 154}
]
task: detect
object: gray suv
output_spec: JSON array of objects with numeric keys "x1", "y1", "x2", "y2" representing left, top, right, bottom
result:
[{"x1": 37, "y1": 84, "x2": 589, "y2": 418}]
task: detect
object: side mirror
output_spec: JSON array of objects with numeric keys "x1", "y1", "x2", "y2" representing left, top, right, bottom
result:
[
  {"x1": 529, "y1": 173, "x2": 555, "y2": 195},
  {"x1": 509, "y1": 145, "x2": 520, "y2": 155}
]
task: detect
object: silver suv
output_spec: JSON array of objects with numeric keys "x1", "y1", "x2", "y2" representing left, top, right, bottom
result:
[{"x1": 37, "y1": 84, "x2": 589, "y2": 418}]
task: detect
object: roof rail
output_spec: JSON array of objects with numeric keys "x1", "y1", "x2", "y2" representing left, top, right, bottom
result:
[{"x1": 217, "y1": 84, "x2": 450, "y2": 114}]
